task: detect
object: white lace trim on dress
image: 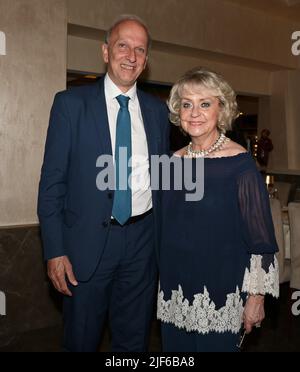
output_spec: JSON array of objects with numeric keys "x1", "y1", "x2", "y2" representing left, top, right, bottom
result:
[
  {"x1": 157, "y1": 285, "x2": 244, "y2": 334},
  {"x1": 242, "y1": 254, "x2": 279, "y2": 298},
  {"x1": 157, "y1": 255, "x2": 279, "y2": 334}
]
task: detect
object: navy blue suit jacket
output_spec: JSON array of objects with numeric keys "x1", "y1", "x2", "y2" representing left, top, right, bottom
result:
[{"x1": 38, "y1": 77, "x2": 170, "y2": 281}]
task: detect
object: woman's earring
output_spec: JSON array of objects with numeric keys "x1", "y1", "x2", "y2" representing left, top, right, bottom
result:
[{"x1": 218, "y1": 122, "x2": 226, "y2": 133}]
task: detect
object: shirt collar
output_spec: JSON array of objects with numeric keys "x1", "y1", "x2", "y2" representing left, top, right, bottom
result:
[{"x1": 104, "y1": 73, "x2": 137, "y2": 102}]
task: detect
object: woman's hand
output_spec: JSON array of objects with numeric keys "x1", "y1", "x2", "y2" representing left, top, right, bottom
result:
[{"x1": 243, "y1": 295, "x2": 265, "y2": 334}]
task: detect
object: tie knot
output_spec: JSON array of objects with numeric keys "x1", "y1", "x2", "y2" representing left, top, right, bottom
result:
[{"x1": 116, "y1": 95, "x2": 130, "y2": 109}]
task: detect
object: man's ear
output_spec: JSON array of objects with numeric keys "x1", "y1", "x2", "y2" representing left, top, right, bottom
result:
[
  {"x1": 102, "y1": 43, "x2": 109, "y2": 63},
  {"x1": 143, "y1": 55, "x2": 148, "y2": 70}
]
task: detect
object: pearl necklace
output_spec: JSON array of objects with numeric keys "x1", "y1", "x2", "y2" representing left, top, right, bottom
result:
[{"x1": 186, "y1": 133, "x2": 230, "y2": 158}]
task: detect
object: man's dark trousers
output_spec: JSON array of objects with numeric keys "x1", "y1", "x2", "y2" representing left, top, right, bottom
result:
[{"x1": 63, "y1": 212, "x2": 157, "y2": 352}]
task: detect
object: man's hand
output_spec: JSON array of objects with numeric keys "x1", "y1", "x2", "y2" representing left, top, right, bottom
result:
[
  {"x1": 243, "y1": 294, "x2": 265, "y2": 334},
  {"x1": 47, "y1": 256, "x2": 78, "y2": 296}
]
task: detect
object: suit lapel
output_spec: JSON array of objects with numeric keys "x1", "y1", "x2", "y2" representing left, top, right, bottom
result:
[
  {"x1": 138, "y1": 90, "x2": 158, "y2": 157},
  {"x1": 89, "y1": 83, "x2": 159, "y2": 157},
  {"x1": 89, "y1": 78, "x2": 113, "y2": 156}
]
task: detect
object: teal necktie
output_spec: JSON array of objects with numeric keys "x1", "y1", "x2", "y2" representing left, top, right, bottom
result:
[{"x1": 112, "y1": 95, "x2": 132, "y2": 225}]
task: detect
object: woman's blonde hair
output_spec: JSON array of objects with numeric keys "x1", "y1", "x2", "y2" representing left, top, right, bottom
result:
[{"x1": 168, "y1": 67, "x2": 239, "y2": 133}]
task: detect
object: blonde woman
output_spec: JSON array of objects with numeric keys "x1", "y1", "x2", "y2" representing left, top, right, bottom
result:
[{"x1": 157, "y1": 68, "x2": 279, "y2": 352}]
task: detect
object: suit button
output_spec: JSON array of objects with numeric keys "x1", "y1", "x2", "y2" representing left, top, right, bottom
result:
[
  {"x1": 108, "y1": 193, "x2": 113, "y2": 200},
  {"x1": 102, "y1": 221, "x2": 109, "y2": 228}
]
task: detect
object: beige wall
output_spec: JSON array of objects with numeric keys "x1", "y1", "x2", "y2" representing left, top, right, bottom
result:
[
  {"x1": 1, "y1": 0, "x2": 300, "y2": 226},
  {"x1": 263, "y1": 71, "x2": 300, "y2": 171},
  {"x1": 0, "y1": 0, "x2": 67, "y2": 226},
  {"x1": 268, "y1": 72, "x2": 288, "y2": 170},
  {"x1": 67, "y1": 34, "x2": 272, "y2": 96},
  {"x1": 258, "y1": 95, "x2": 271, "y2": 158},
  {"x1": 66, "y1": 0, "x2": 295, "y2": 94},
  {"x1": 286, "y1": 70, "x2": 300, "y2": 170},
  {"x1": 67, "y1": 0, "x2": 300, "y2": 69},
  {"x1": 66, "y1": 0, "x2": 300, "y2": 171}
]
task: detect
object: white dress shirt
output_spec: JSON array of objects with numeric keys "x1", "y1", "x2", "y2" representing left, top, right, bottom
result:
[{"x1": 104, "y1": 74, "x2": 152, "y2": 217}]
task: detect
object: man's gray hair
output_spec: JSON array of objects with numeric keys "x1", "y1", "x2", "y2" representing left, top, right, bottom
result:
[{"x1": 105, "y1": 14, "x2": 152, "y2": 51}]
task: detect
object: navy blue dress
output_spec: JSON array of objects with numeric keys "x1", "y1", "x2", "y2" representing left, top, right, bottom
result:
[{"x1": 157, "y1": 153, "x2": 279, "y2": 352}]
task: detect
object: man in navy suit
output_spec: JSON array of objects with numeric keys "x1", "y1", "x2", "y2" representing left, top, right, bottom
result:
[{"x1": 38, "y1": 15, "x2": 170, "y2": 352}]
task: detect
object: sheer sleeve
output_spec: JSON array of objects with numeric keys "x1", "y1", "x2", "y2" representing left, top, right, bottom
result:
[
  {"x1": 238, "y1": 168, "x2": 278, "y2": 255},
  {"x1": 237, "y1": 167, "x2": 279, "y2": 298}
]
